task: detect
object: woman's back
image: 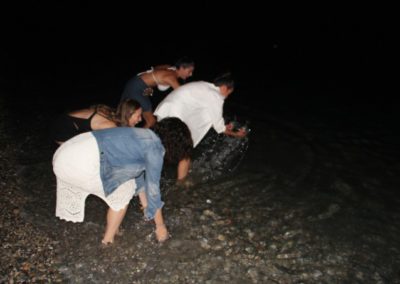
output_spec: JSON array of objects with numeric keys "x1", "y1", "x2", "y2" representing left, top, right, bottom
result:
[
  {"x1": 51, "y1": 100, "x2": 142, "y2": 145},
  {"x1": 71, "y1": 108, "x2": 116, "y2": 130},
  {"x1": 139, "y1": 67, "x2": 178, "y2": 90},
  {"x1": 51, "y1": 106, "x2": 116, "y2": 145}
]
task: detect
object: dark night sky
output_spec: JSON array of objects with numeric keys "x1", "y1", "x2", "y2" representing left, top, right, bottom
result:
[{"x1": 2, "y1": 3, "x2": 390, "y2": 111}]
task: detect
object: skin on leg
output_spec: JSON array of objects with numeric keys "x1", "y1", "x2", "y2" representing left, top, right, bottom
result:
[
  {"x1": 138, "y1": 196, "x2": 168, "y2": 242},
  {"x1": 138, "y1": 191, "x2": 147, "y2": 210},
  {"x1": 102, "y1": 205, "x2": 128, "y2": 244},
  {"x1": 142, "y1": 111, "x2": 156, "y2": 128},
  {"x1": 154, "y1": 208, "x2": 169, "y2": 242}
]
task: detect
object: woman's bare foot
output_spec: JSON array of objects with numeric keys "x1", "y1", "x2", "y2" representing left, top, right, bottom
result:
[{"x1": 155, "y1": 224, "x2": 170, "y2": 243}]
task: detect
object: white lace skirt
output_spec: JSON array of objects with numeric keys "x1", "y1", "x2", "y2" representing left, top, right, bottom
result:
[{"x1": 53, "y1": 132, "x2": 136, "y2": 222}]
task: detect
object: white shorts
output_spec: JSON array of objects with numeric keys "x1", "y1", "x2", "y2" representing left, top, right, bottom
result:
[{"x1": 53, "y1": 132, "x2": 136, "y2": 222}]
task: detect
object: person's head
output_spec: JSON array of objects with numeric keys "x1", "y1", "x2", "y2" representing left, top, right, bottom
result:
[
  {"x1": 151, "y1": 118, "x2": 193, "y2": 164},
  {"x1": 116, "y1": 99, "x2": 142, "y2": 127},
  {"x1": 175, "y1": 56, "x2": 195, "y2": 80},
  {"x1": 214, "y1": 72, "x2": 235, "y2": 98}
]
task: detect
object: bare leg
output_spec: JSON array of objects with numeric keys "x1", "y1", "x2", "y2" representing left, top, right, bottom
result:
[
  {"x1": 138, "y1": 191, "x2": 147, "y2": 210},
  {"x1": 102, "y1": 205, "x2": 128, "y2": 244},
  {"x1": 154, "y1": 208, "x2": 169, "y2": 242}
]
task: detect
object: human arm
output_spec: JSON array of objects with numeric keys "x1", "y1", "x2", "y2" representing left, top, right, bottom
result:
[
  {"x1": 142, "y1": 111, "x2": 157, "y2": 128},
  {"x1": 213, "y1": 119, "x2": 247, "y2": 138},
  {"x1": 211, "y1": 115, "x2": 247, "y2": 138},
  {"x1": 224, "y1": 123, "x2": 247, "y2": 138},
  {"x1": 209, "y1": 97, "x2": 247, "y2": 138},
  {"x1": 209, "y1": 99, "x2": 228, "y2": 135}
]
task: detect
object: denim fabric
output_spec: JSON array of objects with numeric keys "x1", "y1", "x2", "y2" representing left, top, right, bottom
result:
[
  {"x1": 120, "y1": 76, "x2": 152, "y2": 112},
  {"x1": 92, "y1": 127, "x2": 165, "y2": 220}
]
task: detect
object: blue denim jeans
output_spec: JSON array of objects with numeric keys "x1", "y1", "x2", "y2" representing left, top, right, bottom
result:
[{"x1": 92, "y1": 127, "x2": 165, "y2": 220}]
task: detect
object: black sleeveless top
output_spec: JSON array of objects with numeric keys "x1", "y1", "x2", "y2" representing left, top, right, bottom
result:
[{"x1": 51, "y1": 110, "x2": 97, "y2": 143}]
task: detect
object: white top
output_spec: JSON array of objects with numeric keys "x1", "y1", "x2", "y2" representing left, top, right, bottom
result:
[
  {"x1": 137, "y1": 66, "x2": 176, "y2": 91},
  {"x1": 154, "y1": 81, "x2": 226, "y2": 147}
]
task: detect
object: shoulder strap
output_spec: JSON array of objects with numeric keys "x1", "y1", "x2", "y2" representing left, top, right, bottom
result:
[{"x1": 88, "y1": 107, "x2": 97, "y2": 120}]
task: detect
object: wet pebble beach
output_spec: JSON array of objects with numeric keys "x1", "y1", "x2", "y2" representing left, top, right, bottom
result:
[{"x1": 1, "y1": 94, "x2": 400, "y2": 283}]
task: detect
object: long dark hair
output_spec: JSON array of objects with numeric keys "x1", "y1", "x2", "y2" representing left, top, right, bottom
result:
[{"x1": 151, "y1": 117, "x2": 193, "y2": 163}]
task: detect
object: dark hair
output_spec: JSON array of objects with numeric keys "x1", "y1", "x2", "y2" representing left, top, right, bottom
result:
[
  {"x1": 151, "y1": 117, "x2": 193, "y2": 163},
  {"x1": 174, "y1": 56, "x2": 195, "y2": 69},
  {"x1": 213, "y1": 72, "x2": 235, "y2": 89}
]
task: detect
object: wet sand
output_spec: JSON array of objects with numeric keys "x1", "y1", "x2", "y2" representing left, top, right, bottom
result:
[{"x1": 1, "y1": 94, "x2": 399, "y2": 283}]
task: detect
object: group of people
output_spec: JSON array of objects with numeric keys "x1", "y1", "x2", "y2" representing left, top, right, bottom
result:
[{"x1": 51, "y1": 57, "x2": 248, "y2": 245}]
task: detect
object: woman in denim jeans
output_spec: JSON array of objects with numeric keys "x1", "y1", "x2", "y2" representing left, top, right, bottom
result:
[{"x1": 53, "y1": 118, "x2": 192, "y2": 244}]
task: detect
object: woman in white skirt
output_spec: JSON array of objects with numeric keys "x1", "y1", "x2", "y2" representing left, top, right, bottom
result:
[{"x1": 53, "y1": 118, "x2": 193, "y2": 244}]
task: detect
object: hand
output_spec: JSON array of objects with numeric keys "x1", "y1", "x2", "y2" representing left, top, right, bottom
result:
[
  {"x1": 235, "y1": 128, "x2": 248, "y2": 138},
  {"x1": 143, "y1": 87, "x2": 154, "y2": 96},
  {"x1": 225, "y1": 123, "x2": 234, "y2": 131}
]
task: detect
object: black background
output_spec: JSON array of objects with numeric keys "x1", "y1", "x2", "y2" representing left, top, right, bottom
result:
[{"x1": 2, "y1": 3, "x2": 391, "y2": 117}]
